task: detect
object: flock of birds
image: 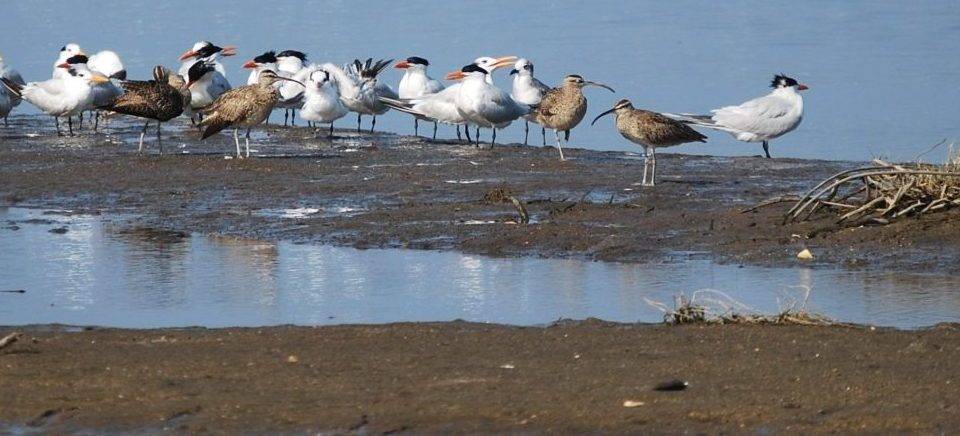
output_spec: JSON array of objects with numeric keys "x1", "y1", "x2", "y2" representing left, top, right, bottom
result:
[{"x1": 0, "y1": 41, "x2": 808, "y2": 186}]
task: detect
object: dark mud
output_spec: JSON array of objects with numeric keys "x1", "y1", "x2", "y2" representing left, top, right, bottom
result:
[
  {"x1": 1, "y1": 114, "x2": 956, "y2": 272},
  {"x1": 1, "y1": 321, "x2": 959, "y2": 434}
]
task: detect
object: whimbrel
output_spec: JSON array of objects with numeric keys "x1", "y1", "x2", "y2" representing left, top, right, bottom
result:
[
  {"x1": 509, "y1": 58, "x2": 551, "y2": 146},
  {"x1": 199, "y1": 70, "x2": 302, "y2": 158},
  {"x1": 396, "y1": 56, "x2": 444, "y2": 138},
  {"x1": 666, "y1": 74, "x2": 807, "y2": 158},
  {"x1": 533, "y1": 74, "x2": 614, "y2": 160},
  {"x1": 105, "y1": 66, "x2": 193, "y2": 155},
  {"x1": 592, "y1": 99, "x2": 706, "y2": 186}
]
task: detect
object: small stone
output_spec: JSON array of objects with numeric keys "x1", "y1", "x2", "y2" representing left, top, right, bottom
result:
[
  {"x1": 499, "y1": 364, "x2": 515, "y2": 369},
  {"x1": 653, "y1": 379, "x2": 688, "y2": 391},
  {"x1": 623, "y1": 400, "x2": 645, "y2": 408},
  {"x1": 286, "y1": 355, "x2": 299, "y2": 363},
  {"x1": 797, "y1": 248, "x2": 813, "y2": 260}
]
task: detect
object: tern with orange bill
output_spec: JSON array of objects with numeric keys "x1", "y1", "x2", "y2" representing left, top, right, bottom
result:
[
  {"x1": 2, "y1": 65, "x2": 110, "y2": 136},
  {"x1": 395, "y1": 56, "x2": 444, "y2": 137},
  {"x1": 178, "y1": 41, "x2": 235, "y2": 123},
  {"x1": 447, "y1": 55, "x2": 529, "y2": 145}
]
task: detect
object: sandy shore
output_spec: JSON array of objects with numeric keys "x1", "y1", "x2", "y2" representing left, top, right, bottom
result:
[{"x1": 1, "y1": 321, "x2": 958, "y2": 433}]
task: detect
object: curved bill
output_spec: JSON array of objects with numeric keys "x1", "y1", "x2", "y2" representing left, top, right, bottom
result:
[
  {"x1": 591, "y1": 107, "x2": 617, "y2": 126},
  {"x1": 490, "y1": 56, "x2": 518, "y2": 70},
  {"x1": 585, "y1": 81, "x2": 615, "y2": 93},
  {"x1": 274, "y1": 76, "x2": 304, "y2": 87}
]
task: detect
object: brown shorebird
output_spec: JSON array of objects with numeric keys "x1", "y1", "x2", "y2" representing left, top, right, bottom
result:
[
  {"x1": 533, "y1": 74, "x2": 614, "y2": 160},
  {"x1": 592, "y1": 99, "x2": 707, "y2": 187},
  {"x1": 199, "y1": 70, "x2": 302, "y2": 158},
  {"x1": 105, "y1": 65, "x2": 195, "y2": 155}
]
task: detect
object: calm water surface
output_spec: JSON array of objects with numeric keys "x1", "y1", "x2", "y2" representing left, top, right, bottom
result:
[
  {"x1": 2, "y1": 208, "x2": 959, "y2": 329},
  {"x1": 4, "y1": 1, "x2": 960, "y2": 161}
]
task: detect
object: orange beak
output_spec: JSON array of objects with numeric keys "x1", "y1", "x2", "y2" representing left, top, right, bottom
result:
[
  {"x1": 56, "y1": 62, "x2": 70, "y2": 69},
  {"x1": 797, "y1": 84, "x2": 810, "y2": 90},
  {"x1": 221, "y1": 46, "x2": 237, "y2": 57},
  {"x1": 178, "y1": 49, "x2": 198, "y2": 61},
  {"x1": 394, "y1": 60, "x2": 410, "y2": 69},
  {"x1": 444, "y1": 71, "x2": 466, "y2": 81},
  {"x1": 490, "y1": 55, "x2": 518, "y2": 70},
  {"x1": 242, "y1": 60, "x2": 257, "y2": 69}
]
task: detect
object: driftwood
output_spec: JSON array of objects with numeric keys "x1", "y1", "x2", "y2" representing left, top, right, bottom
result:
[
  {"x1": 777, "y1": 159, "x2": 960, "y2": 223},
  {"x1": 0, "y1": 332, "x2": 22, "y2": 350}
]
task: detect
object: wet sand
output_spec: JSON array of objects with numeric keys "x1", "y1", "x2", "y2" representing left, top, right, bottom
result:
[
  {"x1": 1, "y1": 322, "x2": 959, "y2": 433},
  {"x1": 2, "y1": 115, "x2": 958, "y2": 273}
]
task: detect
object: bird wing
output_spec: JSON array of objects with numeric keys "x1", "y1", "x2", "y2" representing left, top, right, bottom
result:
[
  {"x1": 3, "y1": 69, "x2": 25, "y2": 86},
  {"x1": 425, "y1": 78, "x2": 445, "y2": 94},
  {"x1": 710, "y1": 93, "x2": 796, "y2": 135},
  {"x1": 200, "y1": 87, "x2": 253, "y2": 139},
  {"x1": 531, "y1": 77, "x2": 551, "y2": 94},
  {"x1": 535, "y1": 87, "x2": 563, "y2": 117},
  {"x1": 210, "y1": 72, "x2": 232, "y2": 96},
  {"x1": 637, "y1": 110, "x2": 707, "y2": 145}
]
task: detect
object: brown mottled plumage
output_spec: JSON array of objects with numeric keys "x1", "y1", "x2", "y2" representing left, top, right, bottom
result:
[
  {"x1": 533, "y1": 74, "x2": 614, "y2": 160},
  {"x1": 106, "y1": 66, "x2": 190, "y2": 155},
  {"x1": 592, "y1": 99, "x2": 707, "y2": 186},
  {"x1": 199, "y1": 70, "x2": 300, "y2": 158}
]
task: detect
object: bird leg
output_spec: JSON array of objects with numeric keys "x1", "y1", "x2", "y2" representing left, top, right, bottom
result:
[
  {"x1": 68, "y1": 117, "x2": 74, "y2": 136},
  {"x1": 356, "y1": 113, "x2": 362, "y2": 133},
  {"x1": 54, "y1": 117, "x2": 62, "y2": 136},
  {"x1": 432, "y1": 121, "x2": 438, "y2": 140},
  {"x1": 524, "y1": 121, "x2": 529, "y2": 145},
  {"x1": 555, "y1": 130, "x2": 565, "y2": 161},
  {"x1": 541, "y1": 127, "x2": 546, "y2": 146},
  {"x1": 291, "y1": 109, "x2": 296, "y2": 126},
  {"x1": 77, "y1": 113, "x2": 83, "y2": 131},
  {"x1": 414, "y1": 118, "x2": 419, "y2": 136},
  {"x1": 564, "y1": 129, "x2": 570, "y2": 142},
  {"x1": 233, "y1": 128, "x2": 241, "y2": 158},
  {"x1": 492, "y1": 128, "x2": 497, "y2": 146},
  {"x1": 139, "y1": 122, "x2": 149, "y2": 154},
  {"x1": 329, "y1": 123, "x2": 334, "y2": 137},
  {"x1": 94, "y1": 111, "x2": 100, "y2": 133},
  {"x1": 284, "y1": 109, "x2": 289, "y2": 126},
  {"x1": 157, "y1": 122, "x2": 163, "y2": 155},
  {"x1": 650, "y1": 147, "x2": 658, "y2": 186},
  {"x1": 245, "y1": 128, "x2": 251, "y2": 158},
  {"x1": 456, "y1": 125, "x2": 462, "y2": 141},
  {"x1": 464, "y1": 125, "x2": 471, "y2": 142},
  {"x1": 642, "y1": 146, "x2": 650, "y2": 187},
  {"x1": 762, "y1": 140, "x2": 771, "y2": 158},
  {"x1": 370, "y1": 115, "x2": 376, "y2": 134}
]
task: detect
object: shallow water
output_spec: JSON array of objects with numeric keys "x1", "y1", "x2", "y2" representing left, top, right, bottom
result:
[
  {"x1": 1, "y1": 207, "x2": 958, "y2": 329},
  {"x1": 4, "y1": 1, "x2": 960, "y2": 162}
]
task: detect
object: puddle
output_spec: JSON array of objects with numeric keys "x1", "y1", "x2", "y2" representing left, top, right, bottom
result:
[{"x1": 1, "y1": 207, "x2": 959, "y2": 329}]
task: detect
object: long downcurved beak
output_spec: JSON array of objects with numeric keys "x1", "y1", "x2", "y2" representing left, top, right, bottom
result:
[
  {"x1": 591, "y1": 107, "x2": 617, "y2": 126},
  {"x1": 586, "y1": 81, "x2": 615, "y2": 93},
  {"x1": 444, "y1": 71, "x2": 466, "y2": 81},
  {"x1": 220, "y1": 46, "x2": 237, "y2": 57},
  {"x1": 274, "y1": 76, "x2": 304, "y2": 87}
]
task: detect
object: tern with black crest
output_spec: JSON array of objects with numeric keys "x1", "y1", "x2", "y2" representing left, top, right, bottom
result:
[
  {"x1": 2, "y1": 65, "x2": 110, "y2": 136},
  {"x1": 447, "y1": 56, "x2": 528, "y2": 145},
  {"x1": 178, "y1": 41, "x2": 235, "y2": 122},
  {"x1": 667, "y1": 74, "x2": 807, "y2": 158},
  {"x1": 395, "y1": 56, "x2": 444, "y2": 137}
]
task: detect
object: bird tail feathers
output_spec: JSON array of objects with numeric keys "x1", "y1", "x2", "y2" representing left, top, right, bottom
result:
[{"x1": 1, "y1": 77, "x2": 23, "y2": 97}]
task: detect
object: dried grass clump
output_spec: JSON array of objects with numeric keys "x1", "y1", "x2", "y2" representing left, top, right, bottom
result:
[
  {"x1": 784, "y1": 147, "x2": 960, "y2": 224},
  {"x1": 645, "y1": 287, "x2": 833, "y2": 326}
]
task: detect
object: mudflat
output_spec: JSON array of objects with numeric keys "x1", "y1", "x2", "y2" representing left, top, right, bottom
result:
[{"x1": 1, "y1": 322, "x2": 958, "y2": 434}]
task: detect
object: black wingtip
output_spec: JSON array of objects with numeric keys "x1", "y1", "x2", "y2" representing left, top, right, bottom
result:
[
  {"x1": 110, "y1": 70, "x2": 127, "y2": 80},
  {"x1": 0, "y1": 77, "x2": 22, "y2": 97}
]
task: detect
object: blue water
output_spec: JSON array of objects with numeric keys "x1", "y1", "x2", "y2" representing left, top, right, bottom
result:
[
  {"x1": 4, "y1": 1, "x2": 959, "y2": 161},
  {"x1": 2, "y1": 208, "x2": 960, "y2": 329}
]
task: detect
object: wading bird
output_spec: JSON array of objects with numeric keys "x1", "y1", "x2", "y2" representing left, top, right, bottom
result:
[
  {"x1": 199, "y1": 70, "x2": 302, "y2": 158},
  {"x1": 178, "y1": 41, "x2": 235, "y2": 123},
  {"x1": 0, "y1": 54, "x2": 25, "y2": 125},
  {"x1": 105, "y1": 65, "x2": 194, "y2": 154},
  {"x1": 275, "y1": 50, "x2": 307, "y2": 126},
  {"x1": 59, "y1": 54, "x2": 123, "y2": 131},
  {"x1": 667, "y1": 74, "x2": 807, "y2": 158},
  {"x1": 395, "y1": 56, "x2": 444, "y2": 137},
  {"x1": 299, "y1": 69, "x2": 348, "y2": 137},
  {"x1": 510, "y1": 58, "x2": 550, "y2": 146},
  {"x1": 350, "y1": 58, "x2": 397, "y2": 133},
  {"x1": 592, "y1": 99, "x2": 706, "y2": 186},
  {"x1": 2, "y1": 66, "x2": 110, "y2": 136},
  {"x1": 448, "y1": 56, "x2": 529, "y2": 146},
  {"x1": 533, "y1": 74, "x2": 614, "y2": 160},
  {"x1": 243, "y1": 51, "x2": 277, "y2": 85}
]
